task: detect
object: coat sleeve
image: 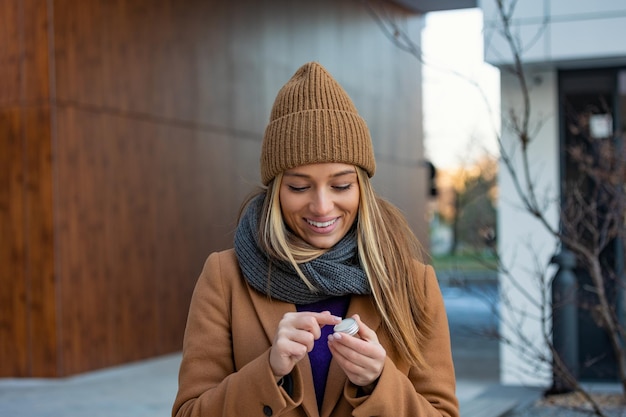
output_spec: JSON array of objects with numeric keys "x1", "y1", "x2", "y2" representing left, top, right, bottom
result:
[
  {"x1": 171, "y1": 252, "x2": 304, "y2": 417},
  {"x1": 345, "y1": 264, "x2": 460, "y2": 417}
]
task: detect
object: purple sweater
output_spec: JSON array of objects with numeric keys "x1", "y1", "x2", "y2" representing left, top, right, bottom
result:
[{"x1": 296, "y1": 296, "x2": 351, "y2": 411}]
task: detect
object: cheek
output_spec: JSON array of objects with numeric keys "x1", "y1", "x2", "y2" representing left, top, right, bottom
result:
[
  {"x1": 346, "y1": 192, "x2": 360, "y2": 215},
  {"x1": 278, "y1": 192, "x2": 300, "y2": 224}
]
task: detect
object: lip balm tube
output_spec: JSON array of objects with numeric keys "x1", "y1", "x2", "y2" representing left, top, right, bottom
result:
[{"x1": 333, "y1": 318, "x2": 359, "y2": 336}]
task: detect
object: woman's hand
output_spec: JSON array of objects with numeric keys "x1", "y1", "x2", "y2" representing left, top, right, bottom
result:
[
  {"x1": 327, "y1": 314, "x2": 386, "y2": 389},
  {"x1": 270, "y1": 311, "x2": 341, "y2": 378}
]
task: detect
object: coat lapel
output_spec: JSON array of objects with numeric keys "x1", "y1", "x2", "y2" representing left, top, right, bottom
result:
[
  {"x1": 247, "y1": 284, "x2": 293, "y2": 344},
  {"x1": 320, "y1": 295, "x2": 380, "y2": 417},
  {"x1": 246, "y1": 284, "x2": 320, "y2": 417}
]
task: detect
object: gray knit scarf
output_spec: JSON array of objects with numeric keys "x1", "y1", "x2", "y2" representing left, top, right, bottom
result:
[{"x1": 234, "y1": 194, "x2": 371, "y2": 304}]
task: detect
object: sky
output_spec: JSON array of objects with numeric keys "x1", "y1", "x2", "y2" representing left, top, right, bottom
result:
[{"x1": 421, "y1": 8, "x2": 500, "y2": 170}]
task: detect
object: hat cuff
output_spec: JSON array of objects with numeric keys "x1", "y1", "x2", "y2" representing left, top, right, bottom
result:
[{"x1": 260, "y1": 109, "x2": 375, "y2": 185}]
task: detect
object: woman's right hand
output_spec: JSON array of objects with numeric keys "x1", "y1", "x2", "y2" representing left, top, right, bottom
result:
[{"x1": 270, "y1": 311, "x2": 341, "y2": 378}]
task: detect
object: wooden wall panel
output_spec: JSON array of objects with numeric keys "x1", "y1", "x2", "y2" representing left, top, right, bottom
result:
[
  {"x1": 23, "y1": 106, "x2": 58, "y2": 376},
  {"x1": 0, "y1": 0, "x2": 20, "y2": 105},
  {"x1": 56, "y1": 108, "x2": 119, "y2": 373},
  {"x1": 0, "y1": 0, "x2": 52, "y2": 105},
  {"x1": 54, "y1": 107, "x2": 245, "y2": 373},
  {"x1": 1, "y1": 0, "x2": 58, "y2": 377},
  {"x1": 0, "y1": 109, "x2": 58, "y2": 378},
  {"x1": 152, "y1": 129, "x2": 243, "y2": 352},
  {"x1": 2, "y1": 0, "x2": 427, "y2": 376},
  {"x1": 0, "y1": 109, "x2": 29, "y2": 376},
  {"x1": 21, "y1": 0, "x2": 52, "y2": 103}
]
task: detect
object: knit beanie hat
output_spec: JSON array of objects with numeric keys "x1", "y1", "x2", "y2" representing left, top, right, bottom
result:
[{"x1": 260, "y1": 62, "x2": 376, "y2": 185}]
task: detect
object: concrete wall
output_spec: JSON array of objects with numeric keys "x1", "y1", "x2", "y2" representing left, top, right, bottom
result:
[
  {"x1": 497, "y1": 69, "x2": 560, "y2": 386},
  {"x1": 481, "y1": 0, "x2": 626, "y2": 67}
]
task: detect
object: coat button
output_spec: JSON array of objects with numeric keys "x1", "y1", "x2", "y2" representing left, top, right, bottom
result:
[{"x1": 263, "y1": 405, "x2": 273, "y2": 416}]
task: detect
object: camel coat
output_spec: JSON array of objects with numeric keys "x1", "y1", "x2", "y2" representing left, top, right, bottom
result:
[{"x1": 172, "y1": 249, "x2": 459, "y2": 417}]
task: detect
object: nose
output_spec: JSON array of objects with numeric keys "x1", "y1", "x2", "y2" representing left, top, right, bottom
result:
[{"x1": 310, "y1": 189, "x2": 333, "y2": 215}]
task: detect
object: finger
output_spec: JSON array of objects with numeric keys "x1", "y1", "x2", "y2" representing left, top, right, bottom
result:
[
  {"x1": 291, "y1": 311, "x2": 341, "y2": 338},
  {"x1": 277, "y1": 324, "x2": 316, "y2": 351},
  {"x1": 270, "y1": 342, "x2": 307, "y2": 377},
  {"x1": 314, "y1": 311, "x2": 343, "y2": 327},
  {"x1": 328, "y1": 330, "x2": 386, "y2": 366},
  {"x1": 270, "y1": 312, "x2": 340, "y2": 377},
  {"x1": 352, "y1": 314, "x2": 379, "y2": 344},
  {"x1": 327, "y1": 342, "x2": 381, "y2": 386},
  {"x1": 275, "y1": 336, "x2": 309, "y2": 358},
  {"x1": 328, "y1": 333, "x2": 370, "y2": 361}
]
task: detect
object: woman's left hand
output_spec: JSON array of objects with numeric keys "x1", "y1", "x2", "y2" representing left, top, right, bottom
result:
[{"x1": 327, "y1": 314, "x2": 386, "y2": 389}]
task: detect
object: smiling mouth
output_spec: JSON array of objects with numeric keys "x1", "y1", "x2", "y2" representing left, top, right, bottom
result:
[{"x1": 306, "y1": 218, "x2": 337, "y2": 228}]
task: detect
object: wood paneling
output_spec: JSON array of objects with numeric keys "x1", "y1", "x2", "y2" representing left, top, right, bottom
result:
[
  {"x1": 0, "y1": 0, "x2": 51, "y2": 105},
  {"x1": 0, "y1": 0, "x2": 21, "y2": 105},
  {"x1": 1, "y1": 0, "x2": 427, "y2": 376},
  {"x1": 21, "y1": 0, "x2": 52, "y2": 104},
  {"x1": 23, "y1": 106, "x2": 58, "y2": 376},
  {"x1": 0, "y1": 107, "x2": 58, "y2": 377},
  {"x1": 1, "y1": 0, "x2": 58, "y2": 377},
  {"x1": 0, "y1": 109, "x2": 29, "y2": 376},
  {"x1": 54, "y1": 107, "x2": 228, "y2": 374}
]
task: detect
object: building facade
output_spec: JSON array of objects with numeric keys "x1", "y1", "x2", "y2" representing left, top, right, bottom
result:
[
  {"x1": 0, "y1": 0, "x2": 478, "y2": 377},
  {"x1": 480, "y1": 0, "x2": 626, "y2": 386}
]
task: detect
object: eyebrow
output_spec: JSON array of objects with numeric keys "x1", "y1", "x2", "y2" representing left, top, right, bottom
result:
[{"x1": 283, "y1": 169, "x2": 357, "y2": 179}]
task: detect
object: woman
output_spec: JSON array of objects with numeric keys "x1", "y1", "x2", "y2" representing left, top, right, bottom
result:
[{"x1": 172, "y1": 62, "x2": 459, "y2": 417}]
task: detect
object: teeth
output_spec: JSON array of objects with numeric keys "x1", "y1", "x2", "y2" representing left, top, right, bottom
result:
[{"x1": 307, "y1": 218, "x2": 336, "y2": 228}]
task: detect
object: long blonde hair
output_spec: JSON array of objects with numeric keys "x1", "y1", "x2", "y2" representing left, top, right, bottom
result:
[{"x1": 240, "y1": 168, "x2": 433, "y2": 368}]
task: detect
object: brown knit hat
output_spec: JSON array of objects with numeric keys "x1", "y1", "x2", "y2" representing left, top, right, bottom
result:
[{"x1": 260, "y1": 62, "x2": 376, "y2": 185}]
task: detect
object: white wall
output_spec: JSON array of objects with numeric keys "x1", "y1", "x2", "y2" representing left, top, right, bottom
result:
[
  {"x1": 481, "y1": 0, "x2": 626, "y2": 66},
  {"x1": 497, "y1": 69, "x2": 560, "y2": 386}
]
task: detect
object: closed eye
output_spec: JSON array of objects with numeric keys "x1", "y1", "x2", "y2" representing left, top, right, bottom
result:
[
  {"x1": 287, "y1": 185, "x2": 309, "y2": 192},
  {"x1": 333, "y1": 184, "x2": 353, "y2": 191}
]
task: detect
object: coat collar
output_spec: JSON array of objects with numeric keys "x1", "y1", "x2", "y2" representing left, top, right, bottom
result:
[{"x1": 248, "y1": 284, "x2": 380, "y2": 417}]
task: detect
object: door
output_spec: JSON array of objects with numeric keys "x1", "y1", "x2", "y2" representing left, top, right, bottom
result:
[{"x1": 559, "y1": 68, "x2": 625, "y2": 382}]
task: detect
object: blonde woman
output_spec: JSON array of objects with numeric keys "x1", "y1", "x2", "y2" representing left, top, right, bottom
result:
[{"x1": 173, "y1": 62, "x2": 459, "y2": 417}]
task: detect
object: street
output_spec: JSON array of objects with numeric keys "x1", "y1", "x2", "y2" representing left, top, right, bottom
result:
[{"x1": 442, "y1": 283, "x2": 500, "y2": 381}]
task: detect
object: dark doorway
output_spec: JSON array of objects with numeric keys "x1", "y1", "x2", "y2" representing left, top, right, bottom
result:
[{"x1": 558, "y1": 68, "x2": 626, "y2": 382}]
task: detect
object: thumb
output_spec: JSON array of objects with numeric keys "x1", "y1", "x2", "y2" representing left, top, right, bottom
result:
[{"x1": 352, "y1": 314, "x2": 379, "y2": 343}]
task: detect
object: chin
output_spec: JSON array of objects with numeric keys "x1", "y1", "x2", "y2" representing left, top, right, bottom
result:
[{"x1": 308, "y1": 238, "x2": 338, "y2": 249}]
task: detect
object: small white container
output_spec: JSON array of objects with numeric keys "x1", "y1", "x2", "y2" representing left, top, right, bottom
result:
[{"x1": 333, "y1": 318, "x2": 359, "y2": 336}]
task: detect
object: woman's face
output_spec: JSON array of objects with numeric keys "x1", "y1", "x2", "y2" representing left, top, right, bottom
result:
[{"x1": 279, "y1": 163, "x2": 360, "y2": 249}]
